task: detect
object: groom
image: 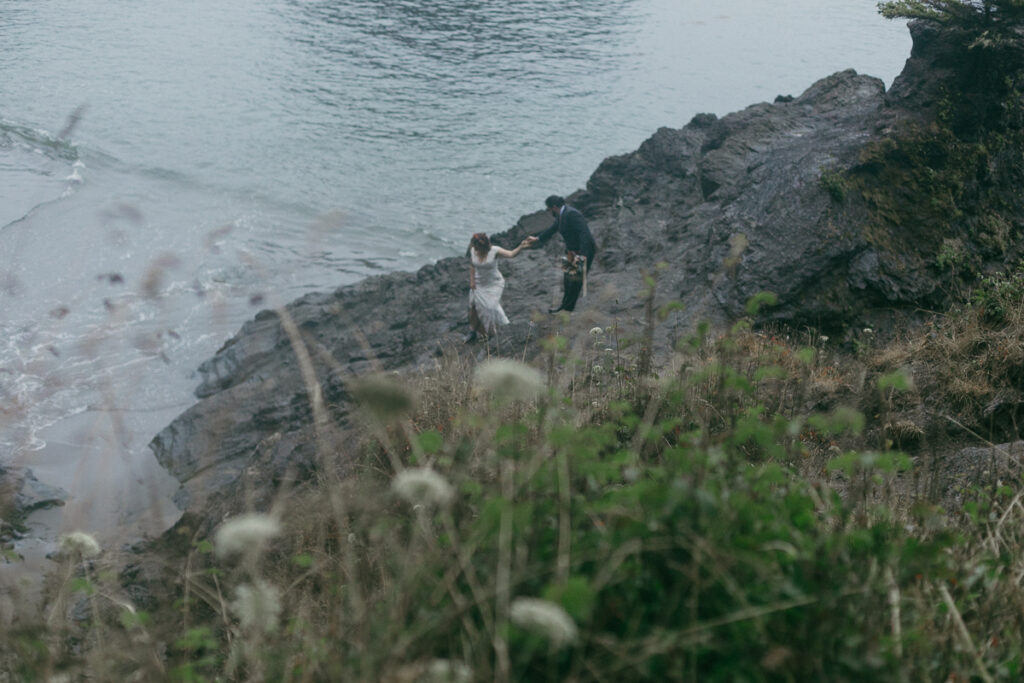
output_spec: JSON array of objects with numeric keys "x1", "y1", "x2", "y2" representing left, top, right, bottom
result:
[{"x1": 524, "y1": 195, "x2": 597, "y2": 313}]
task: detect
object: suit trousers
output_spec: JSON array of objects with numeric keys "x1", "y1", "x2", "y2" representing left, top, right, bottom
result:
[
  {"x1": 558, "y1": 252, "x2": 592, "y2": 312},
  {"x1": 560, "y1": 272, "x2": 584, "y2": 312}
]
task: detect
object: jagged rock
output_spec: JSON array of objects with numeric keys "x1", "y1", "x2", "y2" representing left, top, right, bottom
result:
[{"x1": 0, "y1": 464, "x2": 68, "y2": 538}]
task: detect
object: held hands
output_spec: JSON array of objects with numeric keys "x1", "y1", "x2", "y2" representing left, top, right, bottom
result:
[{"x1": 522, "y1": 236, "x2": 538, "y2": 248}]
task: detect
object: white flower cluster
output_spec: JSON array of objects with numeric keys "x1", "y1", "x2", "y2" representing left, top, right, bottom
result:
[
  {"x1": 423, "y1": 659, "x2": 473, "y2": 683},
  {"x1": 392, "y1": 468, "x2": 455, "y2": 508},
  {"x1": 509, "y1": 597, "x2": 578, "y2": 647},
  {"x1": 473, "y1": 359, "x2": 545, "y2": 403},
  {"x1": 214, "y1": 513, "x2": 281, "y2": 558},
  {"x1": 58, "y1": 531, "x2": 101, "y2": 559},
  {"x1": 230, "y1": 580, "x2": 282, "y2": 633}
]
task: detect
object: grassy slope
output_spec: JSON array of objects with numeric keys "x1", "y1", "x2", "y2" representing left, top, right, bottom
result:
[{"x1": 7, "y1": 277, "x2": 1024, "y2": 682}]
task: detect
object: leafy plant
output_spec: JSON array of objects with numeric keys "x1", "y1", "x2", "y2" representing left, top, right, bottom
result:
[{"x1": 971, "y1": 260, "x2": 1024, "y2": 323}]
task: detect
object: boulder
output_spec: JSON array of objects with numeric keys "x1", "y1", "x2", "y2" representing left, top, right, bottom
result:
[{"x1": 0, "y1": 465, "x2": 68, "y2": 539}]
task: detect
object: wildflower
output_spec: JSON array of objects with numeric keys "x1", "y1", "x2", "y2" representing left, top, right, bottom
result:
[
  {"x1": 58, "y1": 531, "x2": 100, "y2": 559},
  {"x1": 214, "y1": 513, "x2": 281, "y2": 558},
  {"x1": 589, "y1": 327, "x2": 603, "y2": 336},
  {"x1": 592, "y1": 365, "x2": 603, "y2": 374},
  {"x1": 473, "y1": 359, "x2": 545, "y2": 403},
  {"x1": 230, "y1": 580, "x2": 281, "y2": 633},
  {"x1": 392, "y1": 468, "x2": 455, "y2": 507},
  {"x1": 350, "y1": 373, "x2": 416, "y2": 419},
  {"x1": 509, "y1": 597, "x2": 578, "y2": 647},
  {"x1": 424, "y1": 659, "x2": 473, "y2": 683},
  {"x1": 819, "y1": 335, "x2": 829, "y2": 343},
  {"x1": 863, "y1": 328, "x2": 873, "y2": 334}
]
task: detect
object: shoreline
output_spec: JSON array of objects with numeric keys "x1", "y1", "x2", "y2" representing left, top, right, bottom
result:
[{"x1": 3, "y1": 402, "x2": 183, "y2": 599}]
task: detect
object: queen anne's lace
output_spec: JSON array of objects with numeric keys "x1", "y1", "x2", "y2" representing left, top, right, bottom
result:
[
  {"x1": 231, "y1": 580, "x2": 282, "y2": 633},
  {"x1": 59, "y1": 531, "x2": 101, "y2": 559},
  {"x1": 474, "y1": 359, "x2": 545, "y2": 403},
  {"x1": 214, "y1": 513, "x2": 281, "y2": 558},
  {"x1": 510, "y1": 597, "x2": 578, "y2": 647},
  {"x1": 392, "y1": 468, "x2": 455, "y2": 507}
]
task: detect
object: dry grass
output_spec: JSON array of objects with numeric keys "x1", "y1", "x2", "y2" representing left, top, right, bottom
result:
[{"x1": 871, "y1": 294, "x2": 1024, "y2": 443}]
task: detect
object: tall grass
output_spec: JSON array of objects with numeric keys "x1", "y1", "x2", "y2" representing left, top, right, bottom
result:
[{"x1": 4, "y1": 279, "x2": 1024, "y2": 682}]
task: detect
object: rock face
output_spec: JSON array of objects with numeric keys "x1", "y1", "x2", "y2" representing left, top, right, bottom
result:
[
  {"x1": 580, "y1": 70, "x2": 891, "y2": 329},
  {"x1": 150, "y1": 23, "x2": 1024, "y2": 530},
  {"x1": 0, "y1": 465, "x2": 68, "y2": 540}
]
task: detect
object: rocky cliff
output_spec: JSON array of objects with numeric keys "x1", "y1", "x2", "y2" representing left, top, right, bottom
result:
[{"x1": 149, "y1": 21, "x2": 1024, "y2": 536}]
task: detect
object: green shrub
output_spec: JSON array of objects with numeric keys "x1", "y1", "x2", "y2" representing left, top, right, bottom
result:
[{"x1": 971, "y1": 260, "x2": 1024, "y2": 323}]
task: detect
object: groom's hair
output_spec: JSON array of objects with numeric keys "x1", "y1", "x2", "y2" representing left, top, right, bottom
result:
[{"x1": 545, "y1": 195, "x2": 565, "y2": 209}]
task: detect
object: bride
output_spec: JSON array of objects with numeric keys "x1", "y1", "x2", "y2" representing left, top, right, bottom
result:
[{"x1": 466, "y1": 232, "x2": 529, "y2": 343}]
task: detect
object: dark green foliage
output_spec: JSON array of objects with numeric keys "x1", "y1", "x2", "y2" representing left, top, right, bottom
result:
[
  {"x1": 171, "y1": 627, "x2": 221, "y2": 682},
  {"x1": 847, "y1": 11, "x2": 1024, "y2": 295},
  {"x1": 240, "y1": 306, "x2": 1020, "y2": 681},
  {"x1": 879, "y1": 1, "x2": 1024, "y2": 44}
]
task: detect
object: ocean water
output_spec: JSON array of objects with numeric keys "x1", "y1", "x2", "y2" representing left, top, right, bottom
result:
[{"x1": 0, "y1": 0, "x2": 912, "y2": 551}]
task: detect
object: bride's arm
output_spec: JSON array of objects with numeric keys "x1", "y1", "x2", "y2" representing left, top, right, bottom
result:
[{"x1": 494, "y1": 241, "x2": 528, "y2": 258}]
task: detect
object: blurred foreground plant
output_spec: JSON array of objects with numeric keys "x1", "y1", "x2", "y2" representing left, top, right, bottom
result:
[{"x1": 6, "y1": 292, "x2": 1024, "y2": 682}]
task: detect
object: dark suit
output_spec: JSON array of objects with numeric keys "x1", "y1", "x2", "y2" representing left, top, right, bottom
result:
[{"x1": 533, "y1": 205, "x2": 597, "y2": 312}]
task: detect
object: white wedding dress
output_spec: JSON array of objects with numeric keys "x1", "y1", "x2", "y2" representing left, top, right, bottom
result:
[{"x1": 470, "y1": 248, "x2": 509, "y2": 333}]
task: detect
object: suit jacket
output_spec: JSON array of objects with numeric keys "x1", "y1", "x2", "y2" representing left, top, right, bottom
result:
[{"x1": 533, "y1": 205, "x2": 596, "y2": 262}]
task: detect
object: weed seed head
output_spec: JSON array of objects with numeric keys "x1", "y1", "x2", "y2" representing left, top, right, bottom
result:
[
  {"x1": 58, "y1": 531, "x2": 101, "y2": 559},
  {"x1": 214, "y1": 513, "x2": 281, "y2": 558},
  {"x1": 392, "y1": 468, "x2": 455, "y2": 508},
  {"x1": 230, "y1": 580, "x2": 282, "y2": 633},
  {"x1": 509, "y1": 597, "x2": 578, "y2": 647},
  {"x1": 474, "y1": 359, "x2": 545, "y2": 403}
]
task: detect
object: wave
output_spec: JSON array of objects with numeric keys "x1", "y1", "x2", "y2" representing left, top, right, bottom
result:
[
  {"x1": 0, "y1": 115, "x2": 86, "y2": 233},
  {"x1": 0, "y1": 116, "x2": 80, "y2": 161}
]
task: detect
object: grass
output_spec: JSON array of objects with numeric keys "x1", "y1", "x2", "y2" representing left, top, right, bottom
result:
[{"x1": 4, "y1": 274, "x2": 1024, "y2": 682}]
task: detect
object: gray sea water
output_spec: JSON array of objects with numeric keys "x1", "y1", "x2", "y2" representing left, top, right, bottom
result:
[{"x1": 0, "y1": 0, "x2": 912, "y2": 552}]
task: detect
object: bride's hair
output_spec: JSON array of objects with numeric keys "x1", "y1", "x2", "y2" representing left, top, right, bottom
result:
[{"x1": 470, "y1": 232, "x2": 491, "y2": 260}]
